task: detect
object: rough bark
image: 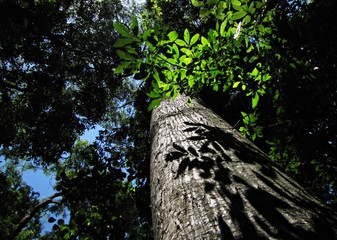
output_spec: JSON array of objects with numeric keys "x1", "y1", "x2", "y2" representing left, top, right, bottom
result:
[{"x1": 150, "y1": 95, "x2": 337, "y2": 240}]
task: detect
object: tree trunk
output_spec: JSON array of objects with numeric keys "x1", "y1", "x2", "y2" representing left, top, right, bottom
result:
[{"x1": 150, "y1": 95, "x2": 337, "y2": 240}]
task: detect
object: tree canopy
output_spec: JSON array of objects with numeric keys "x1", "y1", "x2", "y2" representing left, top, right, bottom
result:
[{"x1": 1, "y1": 0, "x2": 151, "y2": 238}]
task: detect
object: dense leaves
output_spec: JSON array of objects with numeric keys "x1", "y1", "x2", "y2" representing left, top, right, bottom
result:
[
  {"x1": 0, "y1": 164, "x2": 41, "y2": 239},
  {"x1": 0, "y1": 0, "x2": 126, "y2": 163},
  {"x1": 0, "y1": 0, "x2": 151, "y2": 239}
]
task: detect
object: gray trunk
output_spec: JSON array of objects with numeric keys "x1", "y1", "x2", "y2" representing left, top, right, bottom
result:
[{"x1": 150, "y1": 95, "x2": 337, "y2": 240}]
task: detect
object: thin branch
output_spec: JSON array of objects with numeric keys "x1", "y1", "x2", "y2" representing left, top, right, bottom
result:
[{"x1": 11, "y1": 192, "x2": 62, "y2": 239}]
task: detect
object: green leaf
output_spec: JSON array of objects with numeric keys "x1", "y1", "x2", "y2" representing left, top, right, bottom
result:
[
  {"x1": 232, "y1": 0, "x2": 241, "y2": 6},
  {"x1": 173, "y1": 44, "x2": 180, "y2": 58},
  {"x1": 168, "y1": 31, "x2": 179, "y2": 42},
  {"x1": 251, "y1": 67, "x2": 259, "y2": 77},
  {"x1": 113, "y1": 38, "x2": 136, "y2": 48},
  {"x1": 191, "y1": 0, "x2": 204, "y2": 7},
  {"x1": 188, "y1": 77, "x2": 194, "y2": 88},
  {"x1": 114, "y1": 65, "x2": 124, "y2": 74},
  {"x1": 289, "y1": 63, "x2": 296, "y2": 69},
  {"x1": 247, "y1": 2, "x2": 256, "y2": 14},
  {"x1": 232, "y1": 10, "x2": 247, "y2": 20},
  {"x1": 252, "y1": 92, "x2": 259, "y2": 109},
  {"x1": 130, "y1": 16, "x2": 139, "y2": 34},
  {"x1": 180, "y1": 56, "x2": 192, "y2": 65},
  {"x1": 175, "y1": 39, "x2": 187, "y2": 47},
  {"x1": 206, "y1": 0, "x2": 218, "y2": 6},
  {"x1": 201, "y1": 36, "x2": 210, "y2": 46},
  {"x1": 213, "y1": 84, "x2": 219, "y2": 91},
  {"x1": 116, "y1": 50, "x2": 134, "y2": 60},
  {"x1": 126, "y1": 46, "x2": 138, "y2": 55},
  {"x1": 233, "y1": 81, "x2": 240, "y2": 88},
  {"x1": 258, "y1": 24, "x2": 265, "y2": 33},
  {"x1": 180, "y1": 48, "x2": 192, "y2": 57},
  {"x1": 184, "y1": 29, "x2": 190, "y2": 44},
  {"x1": 243, "y1": 15, "x2": 251, "y2": 24},
  {"x1": 273, "y1": 89, "x2": 280, "y2": 101},
  {"x1": 218, "y1": 1, "x2": 227, "y2": 12},
  {"x1": 147, "y1": 91, "x2": 161, "y2": 98},
  {"x1": 167, "y1": 58, "x2": 178, "y2": 65},
  {"x1": 220, "y1": 20, "x2": 227, "y2": 36},
  {"x1": 276, "y1": 106, "x2": 284, "y2": 115},
  {"x1": 190, "y1": 33, "x2": 200, "y2": 46},
  {"x1": 113, "y1": 22, "x2": 131, "y2": 37},
  {"x1": 148, "y1": 98, "x2": 161, "y2": 111}
]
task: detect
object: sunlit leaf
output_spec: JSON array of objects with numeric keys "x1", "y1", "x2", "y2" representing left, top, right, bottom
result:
[
  {"x1": 168, "y1": 31, "x2": 179, "y2": 42},
  {"x1": 188, "y1": 77, "x2": 194, "y2": 88},
  {"x1": 201, "y1": 36, "x2": 210, "y2": 46},
  {"x1": 184, "y1": 29, "x2": 190, "y2": 44},
  {"x1": 190, "y1": 33, "x2": 200, "y2": 46},
  {"x1": 251, "y1": 67, "x2": 259, "y2": 77},
  {"x1": 233, "y1": 81, "x2": 240, "y2": 88},
  {"x1": 220, "y1": 20, "x2": 227, "y2": 37},
  {"x1": 232, "y1": 10, "x2": 246, "y2": 20},
  {"x1": 252, "y1": 92, "x2": 259, "y2": 109},
  {"x1": 191, "y1": 0, "x2": 204, "y2": 7},
  {"x1": 232, "y1": 0, "x2": 241, "y2": 6},
  {"x1": 175, "y1": 39, "x2": 187, "y2": 47},
  {"x1": 114, "y1": 65, "x2": 124, "y2": 74}
]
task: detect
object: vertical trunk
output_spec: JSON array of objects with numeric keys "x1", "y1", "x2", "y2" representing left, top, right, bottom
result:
[{"x1": 150, "y1": 95, "x2": 337, "y2": 240}]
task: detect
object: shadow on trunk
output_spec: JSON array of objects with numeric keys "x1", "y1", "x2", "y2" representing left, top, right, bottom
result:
[{"x1": 164, "y1": 121, "x2": 336, "y2": 239}]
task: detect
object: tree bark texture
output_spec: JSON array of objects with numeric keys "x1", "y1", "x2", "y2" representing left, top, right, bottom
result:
[{"x1": 150, "y1": 95, "x2": 337, "y2": 240}]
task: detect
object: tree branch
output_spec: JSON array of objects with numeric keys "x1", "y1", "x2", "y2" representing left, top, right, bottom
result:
[{"x1": 11, "y1": 192, "x2": 62, "y2": 239}]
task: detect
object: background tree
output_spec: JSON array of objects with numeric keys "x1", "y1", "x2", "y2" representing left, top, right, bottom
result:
[
  {"x1": 0, "y1": 0, "x2": 130, "y2": 163},
  {"x1": 0, "y1": 0, "x2": 152, "y2": 238},
  {"x1": 0, "y1": 163, "x2": 42, "y2": 240}
]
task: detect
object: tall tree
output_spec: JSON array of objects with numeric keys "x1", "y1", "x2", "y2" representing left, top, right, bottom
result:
[
  {"x1": 150, "y1": 94, "x2": 337, "y2": 239},
  {"x1": 142, "y1": 0, "x2": 337, "y2": 208},
  {"x1": 114, "y1": 0, "x2": 337, "y2": 238}
]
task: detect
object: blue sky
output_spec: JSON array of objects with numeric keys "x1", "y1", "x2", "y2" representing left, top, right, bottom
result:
[
  {"x1": 1, "y1": 125, "x2": 103, "y2": 233},
  {"x1": 22, "y1": 125, "x2": 102, "y2": 196}
]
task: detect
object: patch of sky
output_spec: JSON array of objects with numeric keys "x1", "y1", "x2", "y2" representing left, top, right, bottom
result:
[{"x1": 0, "y1": 123, "x2": 103, "y2": 234}]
